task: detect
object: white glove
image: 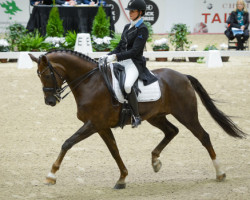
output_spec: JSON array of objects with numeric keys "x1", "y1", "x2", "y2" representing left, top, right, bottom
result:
[{"x1": 107, "y1": 54, "x2": 117, "y2": 63}]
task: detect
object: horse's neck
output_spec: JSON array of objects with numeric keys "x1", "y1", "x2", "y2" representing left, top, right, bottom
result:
[{"x1": 64, "y1": 60, "x2": 97, "y2": 83}]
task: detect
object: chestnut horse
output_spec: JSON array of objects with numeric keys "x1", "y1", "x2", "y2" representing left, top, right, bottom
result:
[{"x1": 29, "y1": 50, "x2": 246, "y2": 189}]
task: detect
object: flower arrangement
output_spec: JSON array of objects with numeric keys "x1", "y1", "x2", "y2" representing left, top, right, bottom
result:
[
  {"x1": 190, "y1": 44, "x2": 198, "y2": 51},
  {"x1": 220, "y1": 43, "x2": 230, "y2": 62},
  {"x1": 188, "y1": 45, "x2": 199, "y2": 62},
  {"x1": 220, "y1": 43, "x2": 228, "y2": 50},
  {"x1": 92, "y1": 36, "x2": 112, "y2": 51},
  {"x1": 0, "y1": 39, "x2": 10, "y2": 52},
  {"x1": 152, "y1": 38, "x2": 169, "y2": 51},
  {"x1": 44, "y1": 37, "x2": 65, "y2": 49}
]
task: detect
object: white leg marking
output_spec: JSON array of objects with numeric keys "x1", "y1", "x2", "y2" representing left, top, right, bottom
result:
[
  {"x1": 212, "y1": 159, "x2": 224, "y2": 176},
  {"x1": 47, "y1": 172, "x2": 56, "y2": 180}
]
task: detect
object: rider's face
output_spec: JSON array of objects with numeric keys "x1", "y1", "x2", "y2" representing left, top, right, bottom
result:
[{"x1": 129, "y1": 10, "x2": 139, "y2": 21}]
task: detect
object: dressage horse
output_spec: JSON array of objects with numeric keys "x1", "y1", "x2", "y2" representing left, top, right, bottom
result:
[{"x1": 29, "y1": 50, "x2": 246, "y2": 189}]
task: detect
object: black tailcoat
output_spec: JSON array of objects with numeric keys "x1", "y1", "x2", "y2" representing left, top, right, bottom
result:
[{"x1": 109, "y1": 22, "x2": 157, "y2": 86}]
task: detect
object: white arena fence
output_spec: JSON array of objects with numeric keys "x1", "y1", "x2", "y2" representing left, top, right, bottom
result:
[{"x1": 0, "y1": 50, "x2": 250, "y2": 68}]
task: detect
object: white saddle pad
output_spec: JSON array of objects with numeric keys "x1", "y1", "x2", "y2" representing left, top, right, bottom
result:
[{"x1": 110, "y1": 64, "x2": 161, "y2": 103}]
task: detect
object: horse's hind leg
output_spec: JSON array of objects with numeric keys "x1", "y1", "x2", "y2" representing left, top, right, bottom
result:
[
  {"x1": 173, "y1": 110, "x2": 226, "y2": 181},
  {"x1": 45, "y1": 121, "x2": 96, "y2": 185},
  {"x1": 98, "y1": 129, "x2": 128, "y2": 189},
  {"x1": 147, "y1": 115, "x2": 179, "y2": 173}
]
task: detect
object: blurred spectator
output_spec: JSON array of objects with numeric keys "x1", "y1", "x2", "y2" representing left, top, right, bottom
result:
[
  {"x1": 227, "y1": 0, "x2": 249, "y2": 50},
  {"x1": 30, "y1": 0, "x2": 45, "y2": 5},
  {"x1": 82, "y1": 0, "x2": 106, "y2": 6},
  {"x1": 83, "y1": 0, "x2": 98, "y2": 5},
  {"x1": 30, "y1": 0, "x2": 81, "y2": 6}
]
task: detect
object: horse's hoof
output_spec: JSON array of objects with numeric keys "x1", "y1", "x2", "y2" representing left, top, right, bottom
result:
[
  {"x1": 45, "y1": 177, "x2": 56, "y2": 185},
  {"x1": 152, "y1": 159, "x2": 162, "y2": 173},
  {"x1": 216, "y1": 173, "x2": 226, "y2": 182},
  {"x1": 113, "y1": 183, "x2": 126, "y2": 189}
]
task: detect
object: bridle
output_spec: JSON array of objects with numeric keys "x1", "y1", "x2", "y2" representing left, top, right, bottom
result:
[{"x1": 37, "y1": 56, "x2": 99, "y2": 102}]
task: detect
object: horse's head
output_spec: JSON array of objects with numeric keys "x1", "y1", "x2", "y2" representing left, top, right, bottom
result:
[{"x1": 29, "y1": 53, "x2": 65, "y2": 106}]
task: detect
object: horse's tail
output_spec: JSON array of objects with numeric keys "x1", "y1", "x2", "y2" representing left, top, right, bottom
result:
[{"x1": 187, "y1": 75, "x2": 247, "y2": 139}]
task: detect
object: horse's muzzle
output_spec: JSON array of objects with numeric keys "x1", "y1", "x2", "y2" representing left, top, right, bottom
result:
[{"x1": 45, "y1": 95, "x2": 57, "y2": 106}]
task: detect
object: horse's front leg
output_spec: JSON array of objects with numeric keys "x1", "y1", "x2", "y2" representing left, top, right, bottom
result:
[
  {"x1": 98, "y1": 129, "x2": 128, "y2": 189},
  {"x1": 45, "y1": 121, "x2": 96, "y2": 185}
]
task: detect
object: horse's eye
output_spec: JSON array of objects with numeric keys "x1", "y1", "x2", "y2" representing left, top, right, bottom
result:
[{"x1": 44, "y1": 75, "x2": 51, "y2": 80}]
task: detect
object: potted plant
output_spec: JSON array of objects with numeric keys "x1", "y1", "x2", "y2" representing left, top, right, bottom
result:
[
  {"x1": 5, "y1": 23, "x2": 27, "y2": 62},
  {"x1": 62, "y1": 30, "x2": 77, "y2": 50},
  {"x1": 0, "y1": 39, "x2": 9, "y2": 63},
  {"x1": 109, "y1": 32, "x2": 121, "y2": 51},
  {"x1": 169, "y1": 23, "x2": 191, "y2": 62},
  {"x1": 188, "y1": 44, "x2": 199, "y2": 62},
  {"x1": 220, "y1": 43, "x2": 230, "y2": 62},
  {"x1": 46, "y1": 0, "x2": 64, "y2": 37},
  {"x1": 152, "y1": 38, "x2": 169, "y2": 61},
  {"x1": 144, "y1": 21, "x2": 153, "y2": 43},
  {"x1": 17, "y1": 30, "x2": 46, "y2": 51},
  {"x1": 5, "y1": 23, "x2": 27, "y2": 52},
  {"x1": 198, "y1": 44, "x2": 218, "y2": 63},
  {"x1": 91, "y1": 5, "x2": 110, "y2": 39},
  {"x1": 92, "y1": 36, "x2": 112, "y2": 51}
]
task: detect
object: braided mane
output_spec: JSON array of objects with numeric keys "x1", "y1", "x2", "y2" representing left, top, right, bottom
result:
[{"x1": 45, "y1": 49, "x2": 98, "y2": 64}]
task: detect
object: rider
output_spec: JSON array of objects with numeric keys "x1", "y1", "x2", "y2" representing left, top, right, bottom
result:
[{"x1": 105, "y1": 0, "x2": 157, "y2": 128}]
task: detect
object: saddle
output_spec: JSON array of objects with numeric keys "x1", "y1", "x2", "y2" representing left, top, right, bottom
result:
[{"x1": 98, "y1": 58, "x2": 161, "y2": 128}]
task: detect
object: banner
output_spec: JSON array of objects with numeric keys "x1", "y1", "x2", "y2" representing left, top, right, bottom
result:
[
  {"x1": 0, "y1": 0, "x2": 249, "y2": 34},
  {"x1": 0, "y1": 0, "x2": 30, "y2": 33}
]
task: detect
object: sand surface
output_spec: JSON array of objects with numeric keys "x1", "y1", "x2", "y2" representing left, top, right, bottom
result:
[{"x1": 0, "y1": 35, "x2": 250, "y2": 200}]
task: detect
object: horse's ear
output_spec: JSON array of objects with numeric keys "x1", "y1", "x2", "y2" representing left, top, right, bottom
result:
[
  {"x1": 40, "y1": 55, "x2": 48, "y2": 65},
  {"x1": 28, "y1": 53, "x2": 39, "y2": 63}
]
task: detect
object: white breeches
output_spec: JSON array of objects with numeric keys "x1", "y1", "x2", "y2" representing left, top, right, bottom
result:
[{"x1": 118, "y1": 59, "x2": 139, "y2": 94}]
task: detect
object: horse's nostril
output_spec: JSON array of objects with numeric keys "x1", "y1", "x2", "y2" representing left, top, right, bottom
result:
[{"x1": 45, "y1": 96, "x2": 56, "y2": 106}]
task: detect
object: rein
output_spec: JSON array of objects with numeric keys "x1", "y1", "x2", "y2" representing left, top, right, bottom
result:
[
  {"x1": 98, "y1": 57, "x2": 118, "y2": 102},
  {"x1": 60, "y1": 67, "x2": 99, "y2": 99}
]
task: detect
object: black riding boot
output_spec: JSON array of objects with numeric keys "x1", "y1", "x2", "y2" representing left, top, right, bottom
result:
[{"x1": 127, "y1": 88, "x2": 141, "y2": 128}]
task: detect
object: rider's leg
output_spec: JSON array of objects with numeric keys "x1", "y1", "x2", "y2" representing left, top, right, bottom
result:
[
  {"x1": 123, "y1": 59, "x2": 141, "y2": 128},
  {"x1": 127, "y1": 87, "x2": 141, "y2": 128}
]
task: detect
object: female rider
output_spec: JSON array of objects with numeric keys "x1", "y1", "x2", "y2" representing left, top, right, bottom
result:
[{"x1": 105, "y1": 0, "x2": 157, "y2": 128}]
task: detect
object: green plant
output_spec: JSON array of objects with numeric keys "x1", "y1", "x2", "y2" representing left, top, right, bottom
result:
[
  {"x1": 46, "y1": 0, "x2": 64, "y2": 37},
  {"x1": 63, "y1": 30, "x2": 77, "y2": 49},
  {"x1": 204, "y1": 44, "x2": 218, "y2": 51},
  {"x1": 144, "y1": 21, "x2": 153, "y2": 42},
  {"x1": 169, "y1": 23, "x2": 191, "y2": 51},
  {"x1": 17, "y1": 30, "x2": 45, "y2": 51},
  {"x1": 91, "y1": 6, "x2": 110, "y2": 38},
  {"x1": 5, "y1": 23, "x2": 27, "y2": 51},
  {"x1": 109, "y1": 32, "x2": 121, "y2": 51},
  {"x1": 197, "y1": 44, "x2": 218, "y2": 63}
]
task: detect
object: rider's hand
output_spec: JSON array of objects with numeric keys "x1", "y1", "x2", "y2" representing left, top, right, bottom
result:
[
  {"x1": 107, "y1": 54, "x2": 117, "y2": 63},
  {"x1": 100, "y1": 55, "x2": 108, "y2": 60}
]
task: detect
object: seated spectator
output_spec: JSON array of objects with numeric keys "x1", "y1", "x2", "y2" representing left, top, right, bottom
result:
[
  {"x1": 30, "y1": 0, "x2": 81, "y2": 6},
  {"x1": 82, "y1": 0, "x2": 106, "y2": 6},
  {"x1": 83, "y1": 0, "x2": 98, "y2": 5},
  {"x1": 226, "y1": 0, "x2": 249, "y2": 50},
  {"x1": 30, "y1": 0, "x2": 45, "y2": 6}
]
